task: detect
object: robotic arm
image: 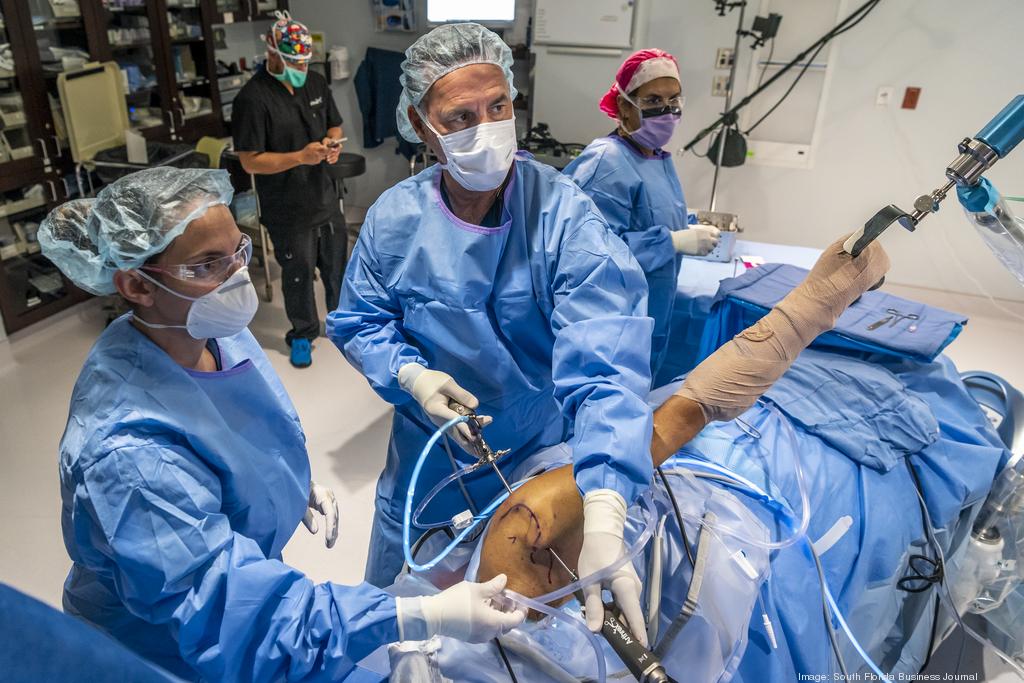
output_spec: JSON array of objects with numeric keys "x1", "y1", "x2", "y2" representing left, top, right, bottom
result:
[{"x1": 843, "y1": 95, "x2": 1024, "y2": 269}]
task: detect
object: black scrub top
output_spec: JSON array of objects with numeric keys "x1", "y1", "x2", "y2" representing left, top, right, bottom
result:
[{"x1": 232, "y1": 66, "x2": 343, "y2": 229}]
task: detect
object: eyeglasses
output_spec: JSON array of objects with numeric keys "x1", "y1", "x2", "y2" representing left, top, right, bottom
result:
[
  {"x1": 637, "y1": 95, "x2": 685, "y2": 110},
  {"x1": 141, "y1": 234, "x2": 252, "y2": 284}
]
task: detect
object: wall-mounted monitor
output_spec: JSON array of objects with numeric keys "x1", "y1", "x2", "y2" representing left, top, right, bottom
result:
[{"x1": 427, "y1": 0, "x2": 516, "y2": 26}]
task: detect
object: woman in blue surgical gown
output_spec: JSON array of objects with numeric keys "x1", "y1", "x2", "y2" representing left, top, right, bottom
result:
[
  {"x1": 564, "y1": 49, "x2": 721, "y2": 381},
  {"x1": 40, "y1": 167, "x2": 523, "y2": 683}
]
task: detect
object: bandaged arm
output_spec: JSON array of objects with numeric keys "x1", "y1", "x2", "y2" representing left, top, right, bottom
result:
[{"x1": 674, "y1": 234, "x2": 890, "y2": 423}]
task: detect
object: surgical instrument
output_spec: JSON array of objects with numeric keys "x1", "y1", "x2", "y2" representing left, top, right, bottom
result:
[
  {"x1": 889, "y1": 311, "x2": 919, "y2": 327},
  {"x1": 446, "y1": 400, "x2": 511, "y2": 477},
  {"x1": 844, "y1": 95, "x2": 1024, "y2": 257},
  {"x1": 866, "y1": 315, "x2": 894, "y2": 331},
  {"x1": 447, "y1": 399, "x2": 675, "y2": 683}
]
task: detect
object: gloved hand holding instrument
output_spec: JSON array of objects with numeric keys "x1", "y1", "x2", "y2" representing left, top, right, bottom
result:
[
  {"x1": 396, "y1": 573, "x2": 527, "y2": 643},
  {"x1": 398, "y1": 364, "x2": 493, "y2": 454}
]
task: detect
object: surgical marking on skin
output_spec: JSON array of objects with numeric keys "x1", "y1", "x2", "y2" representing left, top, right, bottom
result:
[
  {"x1": 499, "y1": 502, "x2": 553, "y2": 576},
  {"x1": 498, "y1": 503, "x2": 544, "y2": 547}
]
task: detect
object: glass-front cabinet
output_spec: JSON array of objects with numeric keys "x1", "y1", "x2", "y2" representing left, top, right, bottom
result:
[
  {"x1": 102, "y1": 0, "x2": 169, "y2": 134},
  {"x1": 166, "y1": 0, "x2": 219, "y2": 139},
  {"x1": 0, "y1": 0, "x2": 90, "y2": 334},
  {"x1": 0, "y1": 0, "x2": 278, "y2": 333}
]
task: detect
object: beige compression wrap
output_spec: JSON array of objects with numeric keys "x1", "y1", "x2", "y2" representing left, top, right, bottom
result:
[{"x1": 675, "y1": 233, "x2": 891, "y2": 423}]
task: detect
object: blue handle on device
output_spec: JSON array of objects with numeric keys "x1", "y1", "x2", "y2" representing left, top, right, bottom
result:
[{"x1": 977, "y1": 95, "x2": 1024, "y2": 157}]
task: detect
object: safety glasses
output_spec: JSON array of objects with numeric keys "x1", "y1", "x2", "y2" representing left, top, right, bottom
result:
[
  {"x1": 141, "y1": 234, "x2": 252, "y2": 284},
  {"x1": 639, "y1": 95, "x2": 685, "y2": 118}
]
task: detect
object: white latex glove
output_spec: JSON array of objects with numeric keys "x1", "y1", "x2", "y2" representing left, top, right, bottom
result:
[
  {"x1": 302, "y1": 481, "x2": 339, "y2": 549},
  {"x1": 578, "y1": 489, "x2": 647, "y2": 647},
  {"x1": 671, "y1": 225, "x2": 721, "y2": 256},
  {"x1": 396, "y1": 574, "x2": 527, "y2": 643},
  {"x1": 398, "y1": 363, "x2": 493, "y2": 452}
]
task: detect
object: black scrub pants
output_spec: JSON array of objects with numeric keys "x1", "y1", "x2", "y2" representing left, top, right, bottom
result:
[{"x1": 266, "y1": 204, "x2": 347, "y2": 344}]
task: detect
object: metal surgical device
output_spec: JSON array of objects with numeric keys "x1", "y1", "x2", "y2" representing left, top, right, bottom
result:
[
  {"x1": 447, "y1": 399, "x2": 676, "y2": 683},
  {"x1": 843, "y1": 95, "x2": 1024, "y2": 257}
]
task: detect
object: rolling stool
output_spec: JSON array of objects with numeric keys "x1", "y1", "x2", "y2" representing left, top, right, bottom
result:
[{"x1": 328, "y1": 153, "x2": 367, "y2": 252}]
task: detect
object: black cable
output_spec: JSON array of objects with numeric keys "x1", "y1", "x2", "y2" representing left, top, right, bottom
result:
[
  {"x1": 684, "y1": 0, "x2": 883, "y2": 152},
  {"x1": 493, "y1": 638, "x2": 519, "y2": 683},
  {"x1": 810, "y1": 542, "x2": 850, "y2": 677},
  {"x1": 744, "y1": 40, "x2": 826, "y2": 135},
  {"x1": 408, "y1": 526, "x2": 453, "y2": 563},
  {"x1": 918, "y1": 593, "x2": 942, "y2": 672},
  {"x1": 744, "y1": 0, "x2": 881, "y2": 135},
  {"x1": 896, "y1": 553, "x2": 943, "y2": 593},
  {"x1": 902, "y1": 458, "x2": 951, "y2": 674},
  {"x1": 656, "y1": 466, "x2": 695, "y2": 567},
  {"x1": 756, "y1": 36, "x2": 776, "y2": 89}
]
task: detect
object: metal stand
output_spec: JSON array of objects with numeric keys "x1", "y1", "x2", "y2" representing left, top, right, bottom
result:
[{"x1": 709, "y1": 1, "x2": 746, "y2": 213}]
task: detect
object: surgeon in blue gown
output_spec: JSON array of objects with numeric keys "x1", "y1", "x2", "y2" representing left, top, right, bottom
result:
[
  {"x1": 328, "y1": 23, "x2": 656, "y2": 640},
  {"x1": 40, "y1": 167, "x2": 525, "y2": 682},
  {"x1": 564, "y1": 49, "x2": 720, "y2": 381}
]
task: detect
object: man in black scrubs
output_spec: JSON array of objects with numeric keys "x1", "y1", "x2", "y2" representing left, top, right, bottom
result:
[{"x1": 234, "y1": 13, "x2": 346, "y2": 368}]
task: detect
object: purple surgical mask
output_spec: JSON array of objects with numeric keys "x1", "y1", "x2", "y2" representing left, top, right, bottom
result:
[
  {"x1": 619, "y1": 89, "x2": 683, "y2": 150},
  {"x1": 626, "y1": 112, "x2": 681, "y2": 150}
]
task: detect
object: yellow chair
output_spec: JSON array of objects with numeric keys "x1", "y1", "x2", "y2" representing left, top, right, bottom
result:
[{"x1": 195, "y1": 136, "x2": 230, "y2": 169}]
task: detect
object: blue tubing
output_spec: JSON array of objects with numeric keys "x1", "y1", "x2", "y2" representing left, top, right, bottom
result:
[{"x1": 403, "y1": 415, "x2": 523, "y2": 573}]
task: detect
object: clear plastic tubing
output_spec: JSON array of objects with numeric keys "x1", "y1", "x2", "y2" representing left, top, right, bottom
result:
[
  {"x1": 506, "y1": 590, "x2": 608, "y2": 683},
  {"x1": 664, "y1": 406, "x2": 811, "y2": 551},
  {"x1": 667, "y1": 450, "x2": 886, "y2": 678}
]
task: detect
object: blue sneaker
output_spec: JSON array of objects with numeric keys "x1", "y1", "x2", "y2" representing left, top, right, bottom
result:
[{"x1": 290, "y1": 338, "x2": 312, "y2": 368}]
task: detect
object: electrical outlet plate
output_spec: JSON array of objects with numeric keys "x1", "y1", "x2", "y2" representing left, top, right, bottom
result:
[
  {"x1": 715, "y1": 48, "x2": 734, "y2": 70},
  {"x1": 876, "y1": 86, "x2": 894, "y2": 107},
  {"x1": 712, "y1": 74, "x2": 730, "y2": 97}
]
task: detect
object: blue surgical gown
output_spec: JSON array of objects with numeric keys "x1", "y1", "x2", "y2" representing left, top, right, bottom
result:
[
  {"x1": 563, "y1": 135, "x2": 688, "y2": 380},
  {"x1": 327, "y1": 155, "x2": 655, "y2": 586},
  {"x1": 59, "y1": 316, "x2": 398, "y2": 682}
]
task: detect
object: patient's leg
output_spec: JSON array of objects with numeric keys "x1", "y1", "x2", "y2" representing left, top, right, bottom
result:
[{"x1": 478, "y1": 396, "x2": 705, "y2": 600}]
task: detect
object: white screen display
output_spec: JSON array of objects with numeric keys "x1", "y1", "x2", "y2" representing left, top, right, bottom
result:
[{"x1": 427, "y1": 0, "x2": 516, "y2": 23}]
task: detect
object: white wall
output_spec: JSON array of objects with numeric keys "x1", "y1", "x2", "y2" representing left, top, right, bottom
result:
[{"x1": 649, "y1": 0, "x2": 1024, "y2": 301}]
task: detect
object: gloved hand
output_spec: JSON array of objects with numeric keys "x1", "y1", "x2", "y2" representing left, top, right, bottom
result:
[
  {"x1": 398, "y1": 363, "x2": 493, "y2": 453},
  {"x1": 671, "y1": 225, "x2": 721, "y2": 256},
  {"x1": 396, "y1": 574, "x2": 527, "y2": 643},
  {"x1": 302, "y1": 481, "x2": 339, "y2": 549},
  {"x1": 578, "y1": 489, "x2": 647, "y2": 647},
  {"x1": 675, "y1": 232, "x2": 890, "y2": 423}
]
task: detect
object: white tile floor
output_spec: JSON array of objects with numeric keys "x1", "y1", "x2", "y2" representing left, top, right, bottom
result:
[{"x1": 0, "y1": 268, "x2": 1022, "y2": 679}]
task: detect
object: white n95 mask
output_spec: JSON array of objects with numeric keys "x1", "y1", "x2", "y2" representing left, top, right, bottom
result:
[
  {"x1": 420, "y1": 113, "x2": 518, "y2": 192},
  {"x1": 134, "y1": 267, "x2": 259, "y2": 340}
]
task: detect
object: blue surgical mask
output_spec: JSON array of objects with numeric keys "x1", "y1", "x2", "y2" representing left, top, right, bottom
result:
[{"x1": 270, "y1": 60, "x2": 307, "y2": 88}]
